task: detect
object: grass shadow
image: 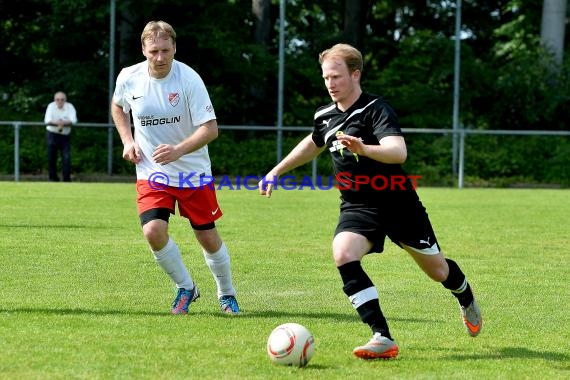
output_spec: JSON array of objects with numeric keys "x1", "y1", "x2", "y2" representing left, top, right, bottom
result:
[
  {"x1": 0, "y1": 307, "x2": 165, "y2": 317},
  {"x1": 444, "y1": 346, "x2": 570, "y2": 365},
  {"x1": 0, "y1": 223, "x2": 113, "y2": 229},
  {"x1": 0, "y1": 307, "x2": 433, "y2": 324}
]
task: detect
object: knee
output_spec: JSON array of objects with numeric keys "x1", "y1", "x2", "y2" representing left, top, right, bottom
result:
[
  {"x1": 426, "y1": 264, "x2": 449, "y2": 283},
  {"x1": 201, "y1": 238, "x2": 221, "y2": 253},
  {"x1": 195, "y1": 230, "x2": 222, "y2": 253},
  {"x1": 332, "y1": 234, "x2": 368, "y2": 266},
  {"x1": 333, "y1": 249, "x2": 358, "y2": 266},
  {"x1": 142, "y1": 223, "x2": 168, "y2": 251},
  {"x1": 431, "y1": 269, "x2": 449, "y2": 283}
]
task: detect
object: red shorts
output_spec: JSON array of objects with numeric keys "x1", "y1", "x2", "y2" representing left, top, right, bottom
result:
[{"x1": 136, "y1": 180, "x2": 223, "y2": 226}]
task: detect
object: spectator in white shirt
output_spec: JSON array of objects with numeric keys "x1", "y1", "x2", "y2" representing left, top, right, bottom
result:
[{"x1": 44, "y1": 91, "x2": 77, "y2": 182}]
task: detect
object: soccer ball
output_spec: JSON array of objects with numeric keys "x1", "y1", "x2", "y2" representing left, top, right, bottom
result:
[{"x1": 266, "y1": 323, "x2": 315, "y2": 367}]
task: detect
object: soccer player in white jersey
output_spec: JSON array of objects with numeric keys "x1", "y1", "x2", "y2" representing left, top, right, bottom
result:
[
  {"x1": 259, "y1": 43, "x2": 481, "y2": 359},
  {"x1": 111, "y1": 20, "x2": 239, "y2": 315}
]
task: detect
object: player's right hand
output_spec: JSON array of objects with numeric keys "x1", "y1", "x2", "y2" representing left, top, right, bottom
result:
[{"x1": 122, "y1": 142, "x2": 142, "y2": 164}]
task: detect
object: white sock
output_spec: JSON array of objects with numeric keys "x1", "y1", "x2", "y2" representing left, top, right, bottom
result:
[
  {"x1": 203, "y1": 242, "x2": 236, "y2": 298},
  {"x1": 152, "y1": 238, "x2": 194, "y2": 290}
]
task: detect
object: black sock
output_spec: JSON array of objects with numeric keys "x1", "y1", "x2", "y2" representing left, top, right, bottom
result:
[
  {"x1": 338, "y1": 261, "x2": 393, "y2": 340},
  {"x1": 441, "y1": 258, "x2": 474, "y2": 307}
]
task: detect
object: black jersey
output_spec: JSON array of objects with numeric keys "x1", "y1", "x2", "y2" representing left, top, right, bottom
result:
[{"x1": 312, "y1": 92, "x2": 417, "y2": 205}]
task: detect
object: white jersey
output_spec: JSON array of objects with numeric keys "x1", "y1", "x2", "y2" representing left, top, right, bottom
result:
[{"x1": 113, "y1": 60, "x2": 216, "y2": 188}]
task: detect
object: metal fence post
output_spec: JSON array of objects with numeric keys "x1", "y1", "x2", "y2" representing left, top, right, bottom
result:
[
  {"x1": 14, "y1": 122, "x2": 21, "y2": 182},
  {"x1": 107, "y1": 127, "x2": 114, "y2": 175},
  {"x1": 458, "y1": 128, "x2": 465, "y2": 189},
  {"x1": 311, "y1": 157, "x2": 317, "y2": 185}
]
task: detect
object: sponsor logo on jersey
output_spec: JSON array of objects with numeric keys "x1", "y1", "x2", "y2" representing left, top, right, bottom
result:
[
  {"x1": 329, "y1": 131, "x2": 359, "y2": 162},
  {"x1": 139, "y1": 115, "x2": 181, "y2": 126}
]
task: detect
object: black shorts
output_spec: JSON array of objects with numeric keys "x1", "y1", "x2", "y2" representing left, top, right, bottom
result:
[{"x1": 334, "y1": 198, "x2": 440, "y2": 255}]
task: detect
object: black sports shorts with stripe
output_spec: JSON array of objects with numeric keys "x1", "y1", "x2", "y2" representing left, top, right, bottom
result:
[{"x1": 334, "y1": 197, "x2": 440, "y2": 255}]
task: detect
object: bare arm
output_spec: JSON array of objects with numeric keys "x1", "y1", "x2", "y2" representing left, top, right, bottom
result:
[
  {"x1": 152, "y1": 119, "x2": 218, "y2": 165},
  {"x1": 111, "y1": 101, "x2": 141, "y2": 164},
  {"x1": 46, "y1": 119, "x2": 74, "y2": 126},
  {"x1": 259, "y1": 134, "x2": 325, "y2": 197},
  {"x1": 335, "y1": 134, "x2": 407, "y2": 164}
]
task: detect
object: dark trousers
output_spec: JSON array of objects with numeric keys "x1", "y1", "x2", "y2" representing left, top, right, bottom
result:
[{"x1": 47, "y1": 131, "x2": 71, "y2": 182}]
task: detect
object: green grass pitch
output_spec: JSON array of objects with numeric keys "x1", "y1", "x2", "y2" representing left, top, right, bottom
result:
[{"x1": 1, "y1": 182, "x2": 569, "y2": 379}]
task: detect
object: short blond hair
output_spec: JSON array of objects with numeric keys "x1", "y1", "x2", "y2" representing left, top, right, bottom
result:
[
  {"x1": 141, "y1": 20, "x2": 176, "y2": 46},
  {"x1": 318, "y1": 43, "x2": 363, "y2": 74}
]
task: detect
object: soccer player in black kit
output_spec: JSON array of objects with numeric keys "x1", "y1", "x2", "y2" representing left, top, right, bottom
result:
[{"x1": 259, "y1": 43, "x2": 482, "y2": 359}]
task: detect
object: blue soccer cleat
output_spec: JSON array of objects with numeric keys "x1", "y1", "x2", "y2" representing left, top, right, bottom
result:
[
  {"x1": 171, "y1": 286, "x2": 200, "y2": 315},
  {"x1": 219, "y1": 295, "x2": 240, "y2": 315}
]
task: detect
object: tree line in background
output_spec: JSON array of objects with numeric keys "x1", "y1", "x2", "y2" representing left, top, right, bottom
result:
[{"x1": 0, "y1": 0, "x2": 569, "y2": 186}]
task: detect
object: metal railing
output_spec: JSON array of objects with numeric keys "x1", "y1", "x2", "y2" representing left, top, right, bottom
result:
[{"x1": 2, "y1": 121, "x2": 570, "y2": 188}]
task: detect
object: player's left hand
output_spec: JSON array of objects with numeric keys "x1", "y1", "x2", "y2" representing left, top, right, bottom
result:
[
  {"x1": 336, "y1": 134, "x2": 366, "y2": 156},
  {"x1": 258, "y1": 173, "x2": 278, "y2": 198},
  {"x1": 152, "y1": 144, "x2": 182, "y2": 165}
]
